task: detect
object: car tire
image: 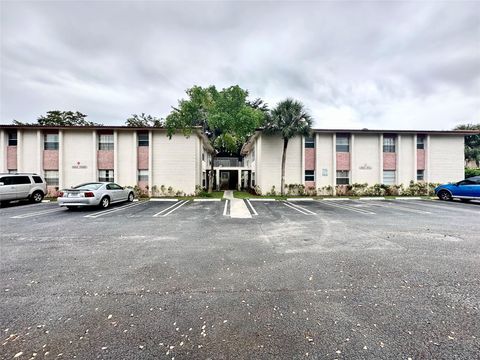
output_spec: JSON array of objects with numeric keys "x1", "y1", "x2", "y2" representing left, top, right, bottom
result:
[
  {"x1": 437, "y1": 190, "x2": 452, "y2": 201},
  {"x1": 30, "y1": 191, "x2": 44, "y2": 203},
  {"x1": 100, "y1": 196, "x2": 110, "y2": 209},
  {"x1": 127, "y1": 192, "x2": 134, "y2": 202}
]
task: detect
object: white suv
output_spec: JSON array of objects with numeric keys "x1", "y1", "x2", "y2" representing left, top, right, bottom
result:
[{"x1": 0, "y1": 173, "x2": 47, "y2": 206}]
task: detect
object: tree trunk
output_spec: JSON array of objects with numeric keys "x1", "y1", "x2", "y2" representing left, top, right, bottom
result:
[
  {"x1": 280, "y1": 138, "x2": 289, "y2": 196},
  {"x1": 208, "y1": 153, "x2": 215, "y2": 193}
]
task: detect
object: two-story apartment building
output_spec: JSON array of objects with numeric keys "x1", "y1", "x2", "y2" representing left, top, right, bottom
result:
[
  {"x1": 0, "y1": 125, "x2": 474, "y2": 195},
  {"x1": 241, "y1": 129, "x2": 471, "y2": 193}
]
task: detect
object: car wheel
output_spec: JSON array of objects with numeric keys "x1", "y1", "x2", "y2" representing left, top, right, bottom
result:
[
  {"x1": 31, "y1": 191, "x2": 44, "y2": 203},
  {"x1": 437, "y1": 190, "x2": 452, "y2": 201},
  {"x1": 100, "y1": 196, "x2": 110, "y2": 209},
  {"x1": 127, "y1": 192, "x2": 134, "y2": 202}
]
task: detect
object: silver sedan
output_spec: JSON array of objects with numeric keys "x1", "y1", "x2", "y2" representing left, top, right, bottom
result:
[{"x1": 58, "y1": 182, "x2": 135, "y2": 209}]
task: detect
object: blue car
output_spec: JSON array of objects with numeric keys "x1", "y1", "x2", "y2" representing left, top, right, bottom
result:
[{"x1": 435, "y1": 176, "x2": 480, "y2": 201}]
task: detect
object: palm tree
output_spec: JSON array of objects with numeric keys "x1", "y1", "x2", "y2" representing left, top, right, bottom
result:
[{"x1": 264, "y1": 99, "x2": 313, "y2": 195}]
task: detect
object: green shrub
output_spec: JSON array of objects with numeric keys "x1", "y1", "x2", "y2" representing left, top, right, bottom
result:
[{"x1": 465, "y1": 168, "x2": 480, "y2": 178}]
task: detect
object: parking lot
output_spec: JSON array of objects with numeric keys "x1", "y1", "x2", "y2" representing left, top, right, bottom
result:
[{"x1": 1, "y1": 198, "x2": 479, "y2": 359}]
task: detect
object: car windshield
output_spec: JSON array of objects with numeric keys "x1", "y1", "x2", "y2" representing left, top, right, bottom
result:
[{"x1": 73, "y1": 183, "x2": 103, "y2": 190}]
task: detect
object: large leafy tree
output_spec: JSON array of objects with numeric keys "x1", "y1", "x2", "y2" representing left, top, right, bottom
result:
[
  {"x1": 165, "y1": 85, "x2": 266, "y2": 192},
  {"x1": 13, "y1": 110, "x2": 98, "y2": 126},
  {"x1": 454, "y1": 123, "x2": 480, "y2": 167},
  {"x1": 125, "y1": 113, "x2": 163, "y2": 127},
  {"x1": 264, "y1": 98, "x2": 313, "y2": 195}
]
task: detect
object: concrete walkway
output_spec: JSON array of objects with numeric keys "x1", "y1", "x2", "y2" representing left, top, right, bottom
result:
[{"x1": 223, "y1": 190, "x2": 252, "y2": 219}]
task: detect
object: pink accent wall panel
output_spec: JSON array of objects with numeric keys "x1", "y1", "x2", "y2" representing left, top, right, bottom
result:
[
  {"x1": 138, "y1": 180, "x2": 148, "y2": 191},
  {"x1": 304, "y1": 148, "x2": 315, "y2": 170},
  {"x1": 417, "y1": 149, "x2": 425, "y2": 170},
  {"x1": 43, "y1": 150, "x2": 59, "y2": 170},
  {"x1": 97, "y1": 150, "x2": 114, "y2": 169},
  {"x1": 137, "y1": 147, "x2": 149, "y2": 170},
  {"x1": 383, "y1": 153, "x2": 397, "y2": 170},
  {"x1": 336, "y1": 152, "x2": 350, "y2": 171},
  {"x1": 7, "y1": 146, "x2": 17, "y2": 170},
  {"x1": 305, "y1": 181, "x2": 316, "y2": 189}
]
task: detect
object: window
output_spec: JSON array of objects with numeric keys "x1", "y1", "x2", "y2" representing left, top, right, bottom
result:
[
  {"x1": 8, "y1": 169, "x2": 17, "y2": 174},
  {"x1": 202, "y1": 152, "x2": 205, "y2": 161},
  {"x1": 106, "y1": 183, "x2": 123, "y2": 190},
  {"x1": 252, "y1": 148, "x2": 255, "y2": 161},
  {"x1": 383, "y1": 170, "x2": 396, "y2": 185},
  {"x1": 305, "y1": 170, "x2": 315, "y2": 181},
  {"x1": 99, "y1": 134, "x2": 114, "y2": 150},
  {"x1": 138, "y1": 170, "x2": 148, "y2": 182},
  {"x1": 202, "y1": 172, "x2": 206, "y2": 188},
  {"x1": 383, "y1": 136, "x2": 396, "y2": 153},
  {"x1": 251, "y1": 172, "x2": 256, "y2": 187},
  {"x1": 336, "y1": 135, "x2": 349, "y2": 152},
  {"x1": 417, "y1": 170, "x2": 424, "y2": 181},
  {"x1": 11, "y1": 176, "x2": 31, "y2": 185},
  {"x1": 336, "y1": 170, "x2": 349, "y2": 185},
  {"x1": 44, "y1": 171, "x2": 59, "y2": 186},
  {"x1": 32, "y1": 176, "x2": 44, "y2": 184},
  {"x1": 0, "y1": 176, "x2": 13, "y2": 185},
  {"x1": 417, "y1": 135, "x2": 425, "y2": 149},
  {"x1": 8, "y1": 131, "x2": 17, "y2": 146},
  {"x1": 305, "y1": 136, "x2": 315, "y2": 148},
  {"x1": 138, "y1": 133, "x2": 149, "y2": 147},
  {"x1": 44, "y1": 133, "x2": 59, "y2": 150},
  {"x1": 98, "y1": 170, "x2": 114, "y2": 182}
]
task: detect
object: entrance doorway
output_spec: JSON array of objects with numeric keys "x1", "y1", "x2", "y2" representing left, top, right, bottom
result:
[{"x1": 219, "y1": 170, "x2": 238, "y2": 190}]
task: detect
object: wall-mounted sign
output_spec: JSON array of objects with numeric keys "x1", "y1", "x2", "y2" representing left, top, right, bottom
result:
[
  {"x1": 72, "y1": 161, "x2": 87, "y2": 169},
  {"x1": 359, "y1": 163, "x2": 372, "y2": 170},
  {"x1": 322, "y1": 168, "x2": 328, "y2": 176}
]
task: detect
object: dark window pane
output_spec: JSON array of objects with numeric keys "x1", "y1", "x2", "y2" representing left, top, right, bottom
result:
[
  {"x1": 32, "y1": 176, "x2": 44, "y2": 183},
  {"x1": 138, "y1": 133, "x2": 149, "y2": 146},
  {"x1": 12, "y1": 176, "x2": 31, "y2": 184},
  {"x1": 8, "y1": 131, "x2": 17, "y2": 146},
  {"x1": 305, "y1": 137, "x2": 315, "y2": 148}
]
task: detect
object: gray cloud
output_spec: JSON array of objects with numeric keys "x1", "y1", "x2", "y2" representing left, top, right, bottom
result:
[{"x1": 1, "y1": 0, "x2": 479, "y2": 129}]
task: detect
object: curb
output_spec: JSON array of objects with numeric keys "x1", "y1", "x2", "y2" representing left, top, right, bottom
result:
[
  {"x1": 41, "y1": 200, "x2": 51, "y2": 203},
  {"x1": 321, "y1": 198, "x2": 352, "y2": 201},
  {"x1": 287, "y1": 198, "x2": 314, "y2": 201},
  {"x1": 150, "y1": 198, "x2": 178, "y2": 202},
  {"x1": 394, "y1": 197, "x2": 422, "y2": 200},
  {"x1": 193, "y1": 198, "x2": 221, "y2": 202},
  {"x1": 359, "y1": 197, "x2": 386, "y2": 200},
  {"x1": 247, "y1": 198, "x2": 277, "y2": 202}
]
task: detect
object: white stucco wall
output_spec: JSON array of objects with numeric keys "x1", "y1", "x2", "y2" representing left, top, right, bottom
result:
[
  {"x1": 429, "y1": 135, "x2": 464, "y2": 183},
  {"x1": 398, "y1": 134, "x2": 415, "y2": 185},
  {"x1": 151, "y1": 132, "x2": 198, "y2": 195},
  {"x1": 18, "y1": 130, "x2": 40, "y2": 173},
  {"x1": 351, "y1": 134, "x2": 381, "y2": 184},
  {"x1": 316, "y1": 133, "x2": 334, "y2": 188},
  {"x1": 117, "y1": 130, "x2": 136, "y2": 186},
  {"x1": 256, "y1": 134, "x2": 302, "y2": 193},
  {"x1": 62, "y1": 130, "x2": 94, "y2": 188}
]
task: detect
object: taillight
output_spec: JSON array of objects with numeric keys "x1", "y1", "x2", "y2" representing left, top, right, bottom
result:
[
  {"x1": 84, "y1": 192, "x2": 95, "y2": 198},
  {"x1": 58, "y1": 192, "x2": 64, "y2": 197}
]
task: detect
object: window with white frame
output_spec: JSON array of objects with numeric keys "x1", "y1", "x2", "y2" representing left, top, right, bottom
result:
[
  {"x1": 336, "y1": 170, "x2": 350, "y2": 185},
  {"x1": 138, "y1": 170, "x2": 148, "y2": 182},
  {"x1": 417, "y1": 135, "x2": 425, "y2": 149},
  {"x1": 383, "y1": 136, "x2": 396, "y2": 153},
  {"x1": 138, "y1": 133, "x2": 149, "y2": 147},
  {"x1": 383, "y1": 170, "x2": 396, "y2": 185},
  {"x1": 99, "y1": 170, "x2": 114, "y2": 182},
  {"x1": 336, "y1": 134, "x2": 350, "y2": 152},
  {"x1": 417, "y1": 170, "x2": 425, "y2": 181},
  {"x1": 44, "y1": 170, "x2": 59, "y2": 186},
  {"x1": 305, "y1": 170, "x2": 315, "y2": 181},
  {"x1": 8, "y1": 131, "x2": 17, "y2": 146},
  {"x1": 98, "y1": 134, "x2": 114, "y2": 150},
  {"x1": 44, "y1": 133, "x2": 59, "y2": 150},
  {"x1": 305, "y1": 136, "x2": 315, "y2": 148}
]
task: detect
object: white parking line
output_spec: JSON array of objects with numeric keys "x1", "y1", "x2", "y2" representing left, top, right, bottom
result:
[
  {"x1": 407, "y1": 200, "x2": 478, "y2": 213},
  {"x1": 366, "y1": 201, "x2": 431, "y2": 214},
  {"x1": 153, "y1": 200, "x2": 189, "y2": 217},
  {"x1": 320, "y1": 201, "x2": 376, "y2": 215},
  {"x1": 223, "y1": 200, "x2": 229, "y2": 216},
  {"x1": 84, "y1": 201, "x2": 146, "y2": 218},
  {"x1": 10, "y1": 207, "x2": 65, "y2": 219},
  {"x1": 245, "y1": 199, "x2": 258, "y2": 216},
  {"x1": 283, "y1": 201, "x2": 316, "y2": 215}
]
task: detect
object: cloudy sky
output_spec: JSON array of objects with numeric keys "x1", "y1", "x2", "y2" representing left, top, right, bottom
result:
[{"x1": 1, "y1": 0, "x2": 479, "y2": 129}]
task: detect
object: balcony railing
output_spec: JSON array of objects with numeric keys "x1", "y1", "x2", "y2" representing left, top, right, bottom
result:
[{"x1": 214, "y1": 157, "x2": 244, "y2": 167}]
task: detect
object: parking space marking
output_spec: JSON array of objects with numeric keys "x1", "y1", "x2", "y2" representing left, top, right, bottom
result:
[
  {"x1": 10, "y1": 207, "x2": 65, "y2": 219},
  {"x1": 84, "y1": 201, "x2": 146, "y2": 218},
  {"x1": 366, "y1": 201, "x2": 431, "y2": 214},
  {"x1": 245, "y1": 199, "x2": 258, "y2": 216},
  {"x1": 320, "y1": 201, "x2": 376, "y2": 215},
  {"x1": 283, "y1": 201, "x2": 316, "y2": 215},
  {"x1": 407, "y1": 200, "x2": 479, "y2": 213},
  {"x1": 223, "y1": 200, "x2": 229, "y2": 216},
  {"x1": 153, "y1": 200, "x2": 189, "y2": 217}
]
